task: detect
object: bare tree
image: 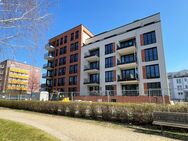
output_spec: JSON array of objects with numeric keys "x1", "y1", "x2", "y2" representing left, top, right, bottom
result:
[
  {"x1": 0, "y1": 0, "x2": 54, "y2": 57},
  {"x1": 28, "y1": 67, "x2": 40, "y2": 94}
]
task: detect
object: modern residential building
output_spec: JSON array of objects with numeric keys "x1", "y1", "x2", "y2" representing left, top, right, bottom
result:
[
  {"x1": 43, "y1": 25, "x2": 93, "y2": 95},
  {"x1": 80, "y1": 13, "x2": 168, "y2": 96},
  {"x1": 0, "y1": 59, "x2": 41, "y2": 94},
  {"x1": 168, "y1": 70, "x2": 188, "y2": 101}
]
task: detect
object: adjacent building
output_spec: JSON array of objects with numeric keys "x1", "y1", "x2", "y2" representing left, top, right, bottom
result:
[
  {"x1": 168, "y1": 70, "x2": 188, "y2": 101},
  {"x1": 43, "y1": 25, "x2": 93, "y2": 95},
  {"x1": 80, "y1": 13, "x2": 168, "y2": 96},
  {"x1": 0, "y1": 59, "x2": 41, "y2": 94},
  {"x1": 43, "y1": 13, "x2": 168, "y2": 97}
]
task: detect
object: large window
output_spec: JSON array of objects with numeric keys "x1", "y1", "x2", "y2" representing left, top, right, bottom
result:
[
  {"x1": 105, "y1": 85, "x2": 115, "y2": 96},
  {"x1": 147, "y1": 82, "x2": 161, "y2": 96},
  {"x1": 58, "y1": 67, "x2": 66, "y2": 76},
  {"x1": 60, "y1": 46, "x2": 66, "y2": 55},
  {"x1": 59, "y1": 57, "x2": 66, "y2": 66},
  {"x1": 120, "y1": 54, "x2": 136, "y2": 64},
  {"x1": 146, "y1": 64, "x2": 160, "y2": 79},
  {"x1": 70, "y1": 53, "x2": 78, "y2": 63},
  {"x1": 69, "y1": 64, "x2": 78, "y2": 74},
  {"x1": 143, "y1": 31, "x2": 156, "y2": 45},
  {"x1": 90, "y1": 61, "x2": 99, "y2": 69},
  {"x1": 89, "y1": 74, "x2": 99, "y2": 83},
  {"x1": 105, "y1": 43, "x2": 113, "y2": 54},
  {"x1": 54, "y1": 69, "x2": 57, "y2": 76},
  {"x1": 69, "y1": 76, "x2": 77, "y2": 85},
  {"x1": 119, "y1": 38, "x2": 135, "y2": 49},
  {"x1": 105, "y1": 57, "x2": 114, "y2": 68},
  {"x1": 105, "y1": 71, "x2": 114, "y2": 82},
  {"x1": 58, "y1": 78, "x2": 65, "y2": 86},
  {"x1": 64, "y1": 36, "x2": 67, "y2": 44},
  {"x1": 55, "y1": 49, "x2": 58, "y2": 56},
  {"x1": 54, "y1": 59, "x2": 58, "y2": 67},
  {"x1": 75, "y1": 31, "x2": 79, "y2": 39},
  {"x1": 53, "y1": 79, "x2": 56, "y2": 86},
  {"x1": 145, "y1": 47, "x2": 158, "y2": 61},
  {"x1": 71, "y1": 33, "x2": 74, "y2": 41},
  {"x1": 60, "y1": 38, "x2": 63, "y2": 45},
  {"x1": 70, "y1": 42, "x2": 78, "y2": 52},
  {"x1": 121, "y1": 69, "x2": 137, "y2": 80}
]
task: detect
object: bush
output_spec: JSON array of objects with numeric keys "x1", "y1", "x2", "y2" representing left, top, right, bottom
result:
[{"x1": 0, "y1": 100, "x2": 187, "y2": 125}]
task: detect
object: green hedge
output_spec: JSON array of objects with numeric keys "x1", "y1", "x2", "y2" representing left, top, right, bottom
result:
[{"x1": 0, "y1": 100, "x2": 187, "y2": 125}]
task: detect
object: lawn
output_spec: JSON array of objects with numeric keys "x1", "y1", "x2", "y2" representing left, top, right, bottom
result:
[{"x1": 0, "y1": 119, "x2": 59, "y2": 141}]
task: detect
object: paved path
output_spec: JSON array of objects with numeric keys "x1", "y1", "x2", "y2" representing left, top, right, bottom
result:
[{"x1": 0, "y1": 108, "x2": 178, "y2": 141}]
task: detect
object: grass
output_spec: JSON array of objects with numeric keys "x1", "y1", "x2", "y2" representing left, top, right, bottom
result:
[{"x1": 0, "y1": 119, "x2": 59, "y2": 141}]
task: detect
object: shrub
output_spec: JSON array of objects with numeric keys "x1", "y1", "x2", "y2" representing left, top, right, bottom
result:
[{"x1": 0, "y1": 100, "x2": 187, "y2": 125}]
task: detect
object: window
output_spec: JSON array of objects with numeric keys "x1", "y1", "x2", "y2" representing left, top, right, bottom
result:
[
  {"x1": 71, "y1": 33, "x2": 74, "y2": 41},
  {"x1": 58, "y1": 78, "x2": 65, "y2": 86},
  {"x1": 105, "y1": 85, "x2": 115, "y2": 96},
  {"x1": 105, "y1": 57, "x2": 114, "y2": 68},
  {"x1": 58, "y1": 67, "x2": 66, "y2": 76},
  {"x1": 75, "y1": 31, "x2": 79, "y2": 39},
  {"x1": 69, "y1": 64, "x2": 78, "y2": 74},
  {"x1": 60, "y1": 46, "x2": 66, "y2": 55},
  {"x1": 55, "y1": 49, "x2": 58, "y2": 56},
  {"x1": 145, "y1": 47, "x2": 158, "y2": 61},
  {"x1": 54, "y1": 69, "x2": 57, "y2": 76},
  {"x1": 59, "y1": 57, "x2": 66, "y2": 65},
  {"x1": 184, "y1": 78, "x2": 187, "y2": 82},
  {"x1": 176, "y1": 79, "x2": 182, "y2": 84},
  {"x1": 120, "y1": 54, "x2": 136, "y2": 64},
  {"x1": 147, "y1": 82, "x2": 161, "y2": 96},
  {"x1": 89, "y1": 74, "x2": 99, "y2": 83},
  {"x1": 105, "y1": 43, "x2": 113, "y2": 54},
  {"x1": 54, "y1": 59, "x2": 58, "y2": 67},
  {"x1": 119, "y1": 38, "x2": 135, "y2": 49},
  {"x1": 69, "y1": 76, "x2": 77, "y2": 85},
  {"x1": 70, "y1": 53, "x2": 78, "y2": 63},
  {"x1": 53, "y1": 79, "x2": 56, "y2": 86},
  {"x1": 64, "y1": 36, "x2": 67, "y2": 43},
  {"x1": 143, "y1": 31, "x2": 156, "y2": 45},
  {"x1": 56, "y1": 39, "x2": 59, "y2": 46},
  {"x1": 70, "y1": 42, "x2": 78, "y2": 52},
  {"x1": 146, "y1": 64, "x2": 160, "y2": 79},
  {"x1": 121, "y1": 69, "x2": 137, "y2": 80},
  {"x1": 185, "y1": 85, "x2": 188, "y2": 89},
  {"x1": 90, "y1": 61, "x2": 99, "y2": 69},
  {"x1": 60, "y1": 37, "x2": 63, "y2": 45},
  {"x1": 105, "y1": 71, "x2": 114, "y2": 82}
]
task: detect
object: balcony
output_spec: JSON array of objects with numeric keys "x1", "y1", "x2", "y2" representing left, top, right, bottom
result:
[
  {"x1": 84, "y1": 52, "x2": 99, "y2": 62},
  {"x1": 84, "y1": 65, "x2": 99, "y2": 74},
  {"x1": 43, "y1": 63, "x2": 54, "y2": 70},
  {"x1": 117, "y1": 60, "x2": 137, "y2": 69},
  {"x1": 0, "y1": 71, "x2": 3, "y2": 75},
  {"x1": 117, "y1": 45, "x2": 136, "y2": 55},
  {"x1": 0, "y1": 65, "x2": 4, "y2": 69},
  {"x1": 83, "y1": 79, "x2": 99, "y2": 86},
  {"x1": 117, "y1": 75, "x2": 139, "y2": 84},
  {"x1": 42, "y1": 73, "x2": 53, "y2": 79},
  {"x1": 44, "y1": 53, "x2": 54, "y2": 61},
  {"x1": 45, "y1": 43, "x2": 55, "y2": 52}
]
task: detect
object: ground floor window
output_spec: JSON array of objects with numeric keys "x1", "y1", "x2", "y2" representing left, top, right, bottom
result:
[
  {"x1": 105, "y1": 85, "x2": 115, "y2": 96},
  {"x1": 147, "y1": 82, "x2": 161, "y2": 96},
  {"x1": 89, "y1": 86, "x2": 99, "y2": 96},
  {"x1": 122, "y1": 84, "x2": 139, "y2": 96}
]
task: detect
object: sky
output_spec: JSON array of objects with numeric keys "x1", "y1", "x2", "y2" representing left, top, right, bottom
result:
[{"x1": 9, "y1": 0, "x2": 188, "y2": 74}]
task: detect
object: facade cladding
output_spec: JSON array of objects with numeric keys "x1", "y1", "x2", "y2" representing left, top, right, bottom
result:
[
  {"x1": 44, "y1": 25, "x2": 93, "y2": 94},
  {"x1": 0, "y1": 60, "x2": 41, "y2": 94},
  {"x1": 44, "y1": 13, "x2": 168, "y2": 96}
]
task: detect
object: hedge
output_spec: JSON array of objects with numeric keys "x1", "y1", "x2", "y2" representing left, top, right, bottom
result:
[{"x1": 0, "y1": 100, "x2": 187, "y2": 125}]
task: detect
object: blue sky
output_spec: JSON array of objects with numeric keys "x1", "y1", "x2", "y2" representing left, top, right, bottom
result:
[{"x1": 11, "y1": 0, "x2": 188, "y2": 73}]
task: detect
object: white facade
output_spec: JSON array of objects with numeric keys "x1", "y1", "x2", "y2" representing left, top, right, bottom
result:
[
  {"x1": 80, "y1": 13, "x2": 168, "y2": 96},
  {"x1": 168, "y1": 70, "x2": 188, "y2": 101}
]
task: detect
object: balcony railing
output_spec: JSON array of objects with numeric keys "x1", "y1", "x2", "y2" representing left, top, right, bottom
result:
[
  {"x1": 44, "y1": 53, "x2": 54, "y2": 60},
  {"x1": 117, "y1": 75, "x2": 138, "y2": 81},
  {"x1": 0, "y1": 71, "x2": 3, "y2": 75},
  {"x1": 84, "y1": 65, "x2": 99, "y2": 71},
  {"x1": 45, "y1": 43, "x2": 55, "y2": 51},
  {"x1": 0, "y1": 65, "x2": 4, "y2": 69},
  {"x1": 42, "y1": 73, "x2": 53, "y2": 79},
  {"x1": 84, "y1": 52, "x2": 99, "y2": 58},
  {"x1": 43, "y1": 63, "x2": 54, "y2": 69},
  {"x1": 84, "y1": 79, "x2": 99, "y2": 84},
  {"x1": 117, "y1": 59, "x2": 136, "y2": 65}
]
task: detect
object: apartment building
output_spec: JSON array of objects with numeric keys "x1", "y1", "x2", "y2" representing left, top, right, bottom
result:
[
  {"x1": 43, "y1": 25, "x2": 93, "y2": 94},
  {"x1": 80, "y1": 13, "x2": 168, "y2": 96},
  {"x1": 168, "y1": 70, "x2": 188, "y2": 101},
  {"x1": 0, "y1": 59, "x2": 41, "y2": 94}
]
